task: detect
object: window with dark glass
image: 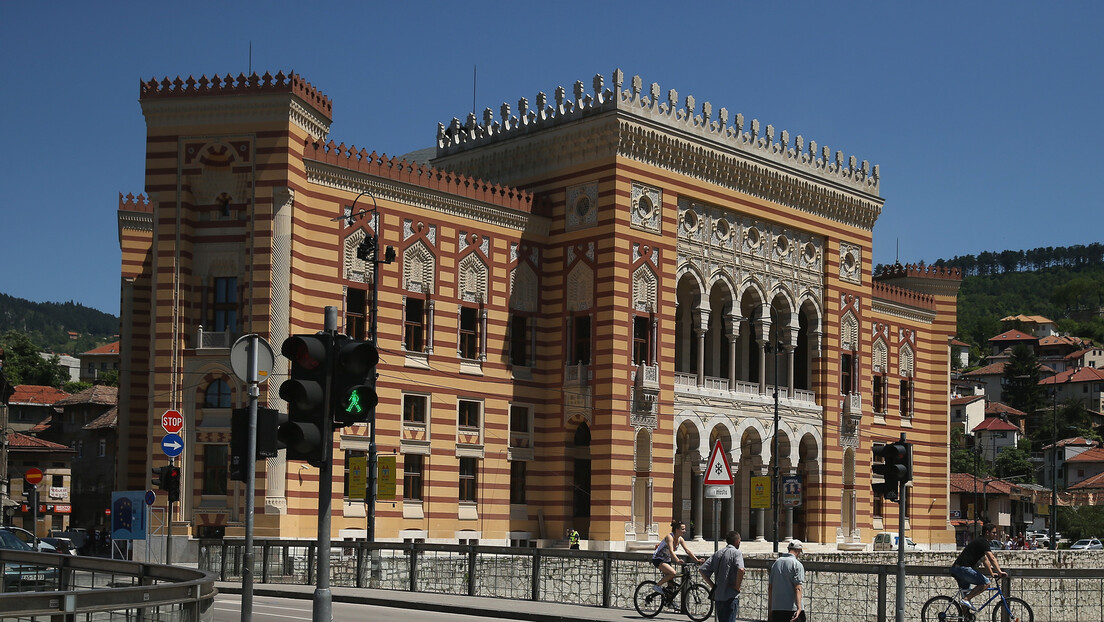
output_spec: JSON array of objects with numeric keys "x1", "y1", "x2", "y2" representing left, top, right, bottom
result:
[
  {"x1": 403, "y1": 454, "x2": 424, "y2": 501},
  {"x1": 204, "y1": 379, "x2": 232, "y2": 408},
  {"x1": 458, "y1": 400, "x2": 480, "y2": 429},
  {"x1": 204, "y1": 445, "x2": 228, "y2": 495},
  {"x1": 509, "y1": 405, "x2": 530, "y2": 449},
  {"x1": 873, "y1": 374, "x2": 885, "y2": 412},
  {"x1": 404, "y1": 297, "x2": 425, "y2": 352},
  {"x1": 841, "y1": 353, "x2": 854, "y2": 394},
  {"x1": 347, "y1": 288, "x2": 368, "y2": 340},
  {"x1": 633, "y1": 315, "x2": 651, "y2": 365},
  {"x1": 510, "y1": 461, "x2": 526, "y2": 504},
  {"x1": 899, "y1": 379, "x2": 913, "y2": 417},
  {"x1": 510, "y1": 315, "x2": 530, "y2": 366},
  {"x1": 212, "y1": 277, "x2": 238, "y2": 332},
  {"x1": 459, "y1": 306, "x2": 479, "y2": 359},
  {"x1": 572, "y1": 315, "x2": 592, "y2": 365},
  {"x1": 403, "y1": 394, "x2": 427, "y2": 424},
  {"x1": 459, "y1": 457, "x2": 478, "y2": 502}
]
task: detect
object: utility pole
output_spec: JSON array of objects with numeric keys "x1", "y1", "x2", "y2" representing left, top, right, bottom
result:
[{"x1": 314, "y1": 306, "x2": 337, "y2": 622}]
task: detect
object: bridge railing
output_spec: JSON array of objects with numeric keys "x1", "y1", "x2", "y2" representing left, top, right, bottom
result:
[
  {"x1": 0, "y1": 548, "x2": 217, "y2": 620},
  {"x1": 200, "y1": 539, "x2": 1104, "y2": 622}
]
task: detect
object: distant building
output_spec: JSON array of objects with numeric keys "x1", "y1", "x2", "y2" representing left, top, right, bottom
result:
[
  {"x1": 972, "y1": 416, "x2": 1020, "y2": 464},
  {"x1": 950, "y1": 395, "x2": 985, "y2": 436},
  {"x1": 6, "y1": 385, "x2": 69, "y2": 433},
  {"x1": 1040, "y1": 367, "x2": 1104, "y2": 413},
  {"x1": 6, "y1": 432, "x2": 75, "y2": 535},
  {"x1": 78, "y1": 341, "x2": 120, "y2": 383},
  {"x1": 45, "y1": 385, "x2": 119, "y2": 531},
  {"x1": 40, "y1": 353, "x2": 80, "y2": 383}
]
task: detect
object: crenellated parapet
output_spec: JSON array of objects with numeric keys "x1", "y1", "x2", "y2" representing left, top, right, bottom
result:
[
  {"x1": 436, "y1": 68, "x2": 879, "y2": 195},
  {"x1": 304, "y1": 139, "x2": 534, "y2": 214},
  {"x1": 118, "y1": 192, "x2": 152, "y2": 213},
  {"x1": 872, "y1": 280, "x2": 936, "y2": 311},
  {"x1": 875, "y1": 262, "x2": 963, "y2": 282},
  {"x1": 139, "y1": 71, "x2": 332, "y2": 121}
]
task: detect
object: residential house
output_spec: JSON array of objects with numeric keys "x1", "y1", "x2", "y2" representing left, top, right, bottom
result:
[
  {"x1": 961, "y1": 362, "x2": 1008, "y2": 404},
  {"x1": 1065, "y1": 347, "x2": 1104, "y2": 371},
  {"x1": 1037, "y1": 335, "x2": 1093, "y2": 373},
  {"x1": 950, "y1": 395, "x2": 986, "y2": 437},
  {"x1": 1063, "y1": 446, "x2": 1104, "y2": 488},
  {"x1": 5, "y1": 385, "x2": 69, "y2": 433},
  {"x1": 973, "y1": 416, "x2": 1020, "y2": 464},
  {"x1": 39, "y1": 353, "x2": 80, "y2": 383},
  {"x1": 984, "y1": 402, "x2": 1027, "y2": 434},
  {"x1": 1041, "y1": 437, "x2": 1098, "y2": 490},
  {"x1": 949, "y1": 473, "x2": 1046, "y2": 547},
  {"x1": 950, "y1": 338, "x2": 971, "y2": 369},
  {"x1": 44, "y1": 386, "x2": 118, "y2": 531},
  {"x1": 987, "y1": 329, "x2": 1037, "y2": 357},
  {"x1": 7, "y1": 432, "x2": 75, "y2": 536},
  {"x1": 1000, "y1": 315, "x2": 1058, "y2": 338},
  {"x1": 1040, "y1": 367, "x2": 1104, "y2": 413},
  {"x1": 78, "y1": 341, "x2": 120, "y2": 384}
]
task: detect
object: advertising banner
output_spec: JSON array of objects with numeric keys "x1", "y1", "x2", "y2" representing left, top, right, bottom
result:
[
  {"x1": 782, "y1": 475, "x2": 802, "y2": 508},
  {"x1": 377, "y1": 455, "x2": 396, "y2": 500},
  {"x1": 111, "y1": 491, "x2": 147, "y2": 541},
  {"x1": 348, "y1": 455, "x2": 366, "y2": 501},
  {"x1": 750, "y1": 475, "x2": 771, "y2": 509}
]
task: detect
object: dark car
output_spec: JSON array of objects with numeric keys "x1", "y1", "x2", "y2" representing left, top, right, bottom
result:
[
  {"x1": 0, "y1": 530, "x2": 60, "y2": 592},
  {"x1": 40, "y1": 537, "x2": 77, "y2": 555}
]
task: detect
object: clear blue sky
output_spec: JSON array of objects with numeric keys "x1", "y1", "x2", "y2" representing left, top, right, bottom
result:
[{"x1": 2, "y1": 2, "x2": 1101, "y2": 316}]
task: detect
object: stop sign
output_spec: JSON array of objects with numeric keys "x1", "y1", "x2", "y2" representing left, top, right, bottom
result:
[
  {"x1": 161, "y1": 409, "x2": 184, "y2": 434},
  {"x1": 25, "y1": 467, "x2": 43, "y2": 485}
]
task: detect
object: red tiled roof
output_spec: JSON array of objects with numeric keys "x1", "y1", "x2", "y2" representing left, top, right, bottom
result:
[
  {"x1": 1069, "y1": 471, "x2": 1104, "y2": 490},
  {"x1": 1001, "y1": 314, "x2": 1054, "y2": 324},
  {"x1": 1065, "y1": 347, "x2": 1102, "y2": 360},
  {"x1": 989, "y1": 329, "x2": 1037, "y2": 343},
  {"x1": 82, "y1": 341, "x2": 120, "y2": 355},
  {"x1": 6, "y1": 432, "x2": 72, "y2": 451},
  {"x1": 963, "y1": 362, "x2": 1006, "y2": 377},
  {"x1": 950, "y1": 473, "x2": 1018, "y2": 494},
  {"x1": 1038, "y1": 335, "x2": 1083, "y2": 347},
  {"x1": 1042, "y1": 437, "x2": 1097, "y2": 450},
  {"x1": 1066, "y1": 447, "x2": 1104, "y2": 464},
  {"x1": 973, "y1": 417, "x2": 1020, "y2": 432},
  {"x1": 55, "y1": 385, "x2": 117, "y2": 406},
  {"x1": 951, "y1": 339, "x2": 972, "y2": 348},
  {"x1": 951, "y1": 395, "x2": 985, "y2": 406},
  {"x1": 1040, "y1": 367, "x2": 1104, "y2": 385},
  {"x1": 985, "y1": 402, "x2": 1026, "y2": 417},
  {"x1": 83, "y1": 406, "x2": 118, "y2": 430},
  {"x1": 9, "y1": 385, "x2": 70, "y2": 406}
]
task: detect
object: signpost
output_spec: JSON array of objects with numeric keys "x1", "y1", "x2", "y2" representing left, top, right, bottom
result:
[
  {"x1": 25, "y1": 467, "x2": 43, "y2": 485},
  {"x1": 702, "y1": 440, "x2": 734, "y2": 551},
  {"x1": 161, "y1": 410, "x2": 183, "y2": 435},
  {"x1": 24, "y1": 468, "x2": 43, "y2": 549},
  {"x1": 160, "y1": 434, "x2": 184, "y2": 457}
]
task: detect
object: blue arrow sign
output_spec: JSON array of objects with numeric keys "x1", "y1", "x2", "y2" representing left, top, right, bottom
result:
[{"x1": 161, "y1": 433, "x2": 184, "y2": 457}]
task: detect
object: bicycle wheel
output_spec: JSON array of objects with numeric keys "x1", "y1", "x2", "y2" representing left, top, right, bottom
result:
[
  {"x1": 922, "y1": 595, "x2": 967, "y2": 622},
  {"x1": 634, "y1": 581, "x2": 663, "y2": 618},
  {"x1": 993, "y1": 597, "x2": 1033, "y2": 622},
  {"x1": 684, "y1": 584, "x2": 714, "y2": 622}
]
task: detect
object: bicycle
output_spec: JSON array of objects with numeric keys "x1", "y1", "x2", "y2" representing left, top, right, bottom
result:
[
  {"x1": 921, "y1": 580, "x2": 1034, "y2": 622},
  {"x1": 634, "y1": 561, "x2": 714, "y2": 621}
]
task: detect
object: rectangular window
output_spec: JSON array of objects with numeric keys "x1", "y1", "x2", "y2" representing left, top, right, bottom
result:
[
  {"x1": 458, "y1": 399, "x2": 481, "y2": 429},
  {"x1": 343, "y1": 449, "x2": 366, "y2": 499},
  {"x1": 510, "y1": 461, "x2": 527, "y2": 504},
  {"x1": 404, "y1": 297, "x2": 425, "y2": 352},
  {"x1": 633, "y1": 316, "x2": 651, "y2": 365},
  {"x1": 212, "y1": 277, "x2": 238, "y2": 332},
  {"x1": 841, "y1": 353, "x2": 854, "y2": 394},
  {"x1": 347, "y1": 288, "x2": 368, "y2": 340},
  {"x1": 899, "y1": 379, "x2": 913, "y2": 417},
  {"x1": 510, "y1": 315, "x2": 530, "y2": 366},
  {"x1": 873, "y1": 375, "x2": 885, "y2": 412},
  {"x1": 873, "y1": 493, "x2": 883, "y2": 519},
  {"x1": 403, "y1": 394, "x2": 427, "y2": 424},
  {"x1": 403, "y1": 454, "x2": 424, "y2": 501},
  {"x1": 98, "y1": 439, "x2": 106, "y2": 457},
  {"x1": 459, "y1": 457, "x2": 478, "y2": 503},
  {"x1": 459, "y1": 306, "x2": 479, "y2": 359},
  {"x1": 52, "y1": 474, "x2": 64, "y2": 487},
  {"x1": 572, "y1": 315, "x2": 592, "y2": 365},
  {"x1": 204, "y1": 444, "x2": 229, "y2": 496},
  {"x1": 509, "y1": 405, "x2": 530, "y2": 449}
]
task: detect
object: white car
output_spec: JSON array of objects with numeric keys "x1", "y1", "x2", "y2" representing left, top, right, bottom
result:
[
  {"x1": 1069, "y1": 538, "x2": 1102, "y2": 550},
  {"x1": 873, "y1": 532, "x2": 924, "y2": 551}
]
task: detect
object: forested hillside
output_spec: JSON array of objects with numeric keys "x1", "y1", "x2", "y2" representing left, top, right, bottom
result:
[{"x1": 0, "y1": 292, "x2": 119, "y2": 354}]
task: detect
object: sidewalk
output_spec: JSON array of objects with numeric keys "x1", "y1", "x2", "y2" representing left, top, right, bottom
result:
[{"x1": 217, "y1": 582, "x2": 640, "y2": 622}]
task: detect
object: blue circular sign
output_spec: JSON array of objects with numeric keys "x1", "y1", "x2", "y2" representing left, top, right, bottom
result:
[
  {"x1": 145, "y1": 490, "x2": 156, "y2": 506},
  {"x1": 161, "y1": 433, "x2": 184, "y2": 457}
]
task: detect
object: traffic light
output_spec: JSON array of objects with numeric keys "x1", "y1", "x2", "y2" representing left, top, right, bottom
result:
[
  {"x1": 231, "y1": 407, "x2": 287, "y2": 483},
  {"x1": 153, "y1": 465, "x2": 167, "y2": 489},
  {"x1": 278, "y1": 334, "x2": 330, "y2": 465},
  {"x1": 872, "y1": 440, "x2": 912, "y2": 502},
  {"x1": 22, "y1": 485, "x2": 37, "y2": 507},
  {"x1": 330, "y1": 335, "x2": 379, "y2": 427},
  {"x1": 164, "y1": 466, "x2": 181, "y2": 502}
]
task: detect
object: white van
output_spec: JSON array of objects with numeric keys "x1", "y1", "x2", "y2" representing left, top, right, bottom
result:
[{"x1": 873, "y1": 532, "x2": 924, "y2": 551}]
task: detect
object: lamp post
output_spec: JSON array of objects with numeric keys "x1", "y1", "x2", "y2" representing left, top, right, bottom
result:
[
  {"x1": 1049, "y1": 377, "x2": 1061, "y2": 551},
  {"x1": 765, "y1": 339, "x2": 783, "y2": 554}
]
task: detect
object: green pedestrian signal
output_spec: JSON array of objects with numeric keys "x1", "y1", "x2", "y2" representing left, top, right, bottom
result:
[{"x1": 331, "y1": 336, "x2": 378, "y2": 427}]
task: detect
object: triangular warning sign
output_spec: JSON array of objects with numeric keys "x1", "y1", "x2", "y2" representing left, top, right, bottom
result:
[{"x1": 703, "y1": 440, "x2": 734, "y2": 485}]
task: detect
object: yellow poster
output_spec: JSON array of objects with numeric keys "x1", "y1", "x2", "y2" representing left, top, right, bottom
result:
[
  {"x1": 377, "y1": 455, "x2": 396, "y2": 500},
  {"x1": 751, "y1": 475, "x2": 771, "y2": 509},
  {"x1": 348, "y1": 455, "x2": 366, "y2": 501}
]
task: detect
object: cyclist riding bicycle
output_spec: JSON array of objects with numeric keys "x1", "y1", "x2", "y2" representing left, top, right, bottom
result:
[
  {"x1": 652, "y1": 519, "x2": 703, "y2": 594},
  {"x1": 951, "y1": 523, "x2": 1008, "y2": 611}
]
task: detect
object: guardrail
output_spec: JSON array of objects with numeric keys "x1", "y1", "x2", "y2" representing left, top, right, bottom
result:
[
  {"x1": 200, "y1": 539, "x2": 1104, "y2": 621},
  {"x1": 0, "y1": 548, "x2": 217, "y2": 620}
]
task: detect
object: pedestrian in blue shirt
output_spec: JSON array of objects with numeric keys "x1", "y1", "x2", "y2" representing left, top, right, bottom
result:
[{"x1": 700, "y1": 531, "x2": 745, "y2": 622}]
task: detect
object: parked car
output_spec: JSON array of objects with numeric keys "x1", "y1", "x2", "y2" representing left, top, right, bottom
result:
[
  {"x1": 0, "y1": 529, "x2": 60, "y2": 592},
  {"x1": 0, "y1": 527, "x2": 56, "y2": 553},
  {"x1": 1069, "y1": 538, "x2": 1102, "y2": 550},
  {"x1": 873, "y1": 532, "x2": 924, "y2": 551},
  {"x1": 49, "y1": 528, "x2": 89, "y2": 553},
  {"x1": 40, "y1": 537, "x2": 77, "y2": 555}
]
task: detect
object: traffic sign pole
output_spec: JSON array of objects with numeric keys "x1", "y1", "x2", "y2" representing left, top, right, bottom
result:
[
  {"x1": 702, "y1": 441, "x2": 734, "y2": 552},
  {"x1": 242, "y1": 333, "x2": 260, "y2": 622}
]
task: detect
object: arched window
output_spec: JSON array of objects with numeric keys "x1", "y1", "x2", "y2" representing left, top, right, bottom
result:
[{"x1": 204, "y1": 379, "x2": 232, "y2": 408}]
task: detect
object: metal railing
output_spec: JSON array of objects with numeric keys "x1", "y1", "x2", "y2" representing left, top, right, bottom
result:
[
  {"x1": 0, "y1": 548, "x2": 217, "y2": 620},
  {"x1": 200, "y1": 539, "x2": 1104, "y2": 621}
]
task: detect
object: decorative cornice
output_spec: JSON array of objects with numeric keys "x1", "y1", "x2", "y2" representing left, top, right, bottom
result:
[
  {"x1": 304, "y1": 160, "x2": 548, "y2": 237},
  {"x1": 436, "y1": 69, "x2": 881, "y2": 194},
  {"x1": 140, "y1": 94, "x2": 331, "y2": 139},
  {"x1": 871, "y1": 298, "x2": 936, "y2": 325},
  {"x1": 875, "y1": 262, "x2": 964, "y2": 297},
  {"x1": 140, "y1": 71, "x2": 332, "y2": 120}
]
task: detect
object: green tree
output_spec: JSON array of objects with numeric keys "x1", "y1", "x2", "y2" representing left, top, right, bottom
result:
[
  {"x1": 1002, "y1": 343, "x2": 1045, "y2": 415},
  {"x1": 1057, "y1": 505, "x2": 1104, "y2": 544},
  {"x1": 994, "y1": 445, "x2": 1034, "y2": 483},
  {"x1": 0, "y1": 330, "x2": 69, "y2": 388},
  {"x1": 950, "y1": 427, "x2": 989, "y2": 477}
]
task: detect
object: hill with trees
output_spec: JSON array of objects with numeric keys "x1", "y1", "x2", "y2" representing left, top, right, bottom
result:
[{"x1": 0, "y1": 292, "x2": 118, "y2": 355}]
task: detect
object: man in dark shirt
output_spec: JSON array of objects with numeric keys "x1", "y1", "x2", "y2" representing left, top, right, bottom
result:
[{"x1": 951, "y1": 523, "x2": 1008, "y2": 610}]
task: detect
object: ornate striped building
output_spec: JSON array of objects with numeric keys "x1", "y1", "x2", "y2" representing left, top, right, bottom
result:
[{"x1": 117, "y1": 69, "x2": 960, "y2": 554}]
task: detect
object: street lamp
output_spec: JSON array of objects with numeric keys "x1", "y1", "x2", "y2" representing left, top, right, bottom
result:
[{"x1": 765, "y1": 338, "x2": 784, "y2": 554}]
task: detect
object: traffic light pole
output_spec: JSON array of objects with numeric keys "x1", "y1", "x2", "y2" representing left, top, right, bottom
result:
[
  {"x1": 313, "y1": 307, "x2": 338, "y2": 622},
  {"x1": 241, "y1": 335, "x2": 260, "y2": 622},
  {"x1": 895, "y1": 432, "x2": 907, "y2": 622}
]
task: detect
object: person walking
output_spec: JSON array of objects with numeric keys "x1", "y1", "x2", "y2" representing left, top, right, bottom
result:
[
  {"x1": 951, "y1": 523, "x2": 1008, "y2": 611},
  {"x1": 567, "y1": 527, "x2": 580, "y2": 550},
  {"x1": 651, "y1": 520, "x2": 703, "y2": 593},
  {"x1": 767, "y1": 539, "x2": 805, "y2": 622},
  {"x1": 699, "y1": 530, "x2": 745, "y2": 622}
]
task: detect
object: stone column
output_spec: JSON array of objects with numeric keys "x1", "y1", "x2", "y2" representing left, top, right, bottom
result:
[
  {"x1": 727, "y1": 314, "x2": 742, "y2": 389},
  {"x1": 692, "y1": 469, "x2": 704, "y2": 541},
  {"x1": 695, "y1": 308, "x2": 710, "y2": 387},
  {"x1": 756, "y1": 321, "x2": 771, "y2": 394}
]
